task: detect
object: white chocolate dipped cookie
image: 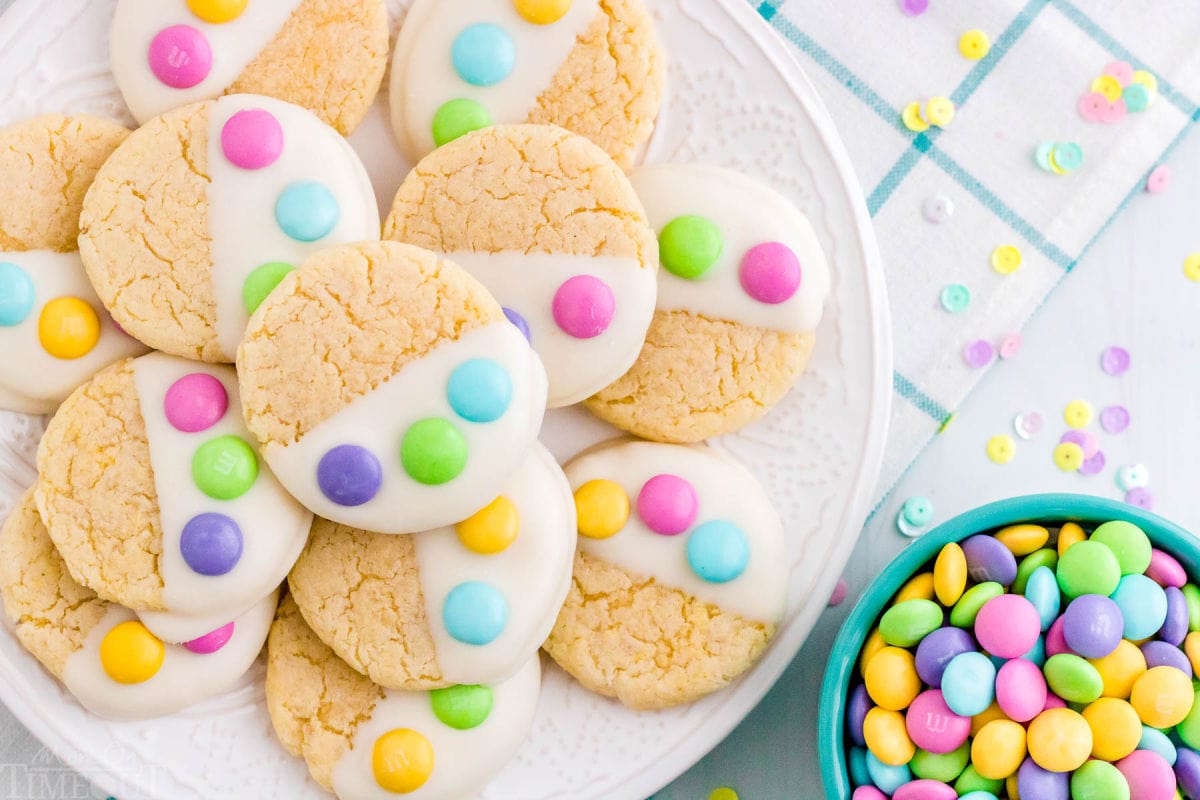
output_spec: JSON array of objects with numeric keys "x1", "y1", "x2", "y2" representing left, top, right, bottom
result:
[
  {"x1": 36, "y1": 353, "x2": 312, "y2": 641},
  {"x1": 389, "y1": 0, "x2": 665, "y2": 168},
  {"x1": 544, "y1": 439, "x2": 788, "y2": 709},
  {"x1": 587, "y1": 164, "x2": 832, "y2": 442},
  {"x1": 267, "y1": 595, "x2": 542, "y2": 799},
  {"x1": 0, "y1": 114, "x2": 148, "y2": 414},
  {"x1": 110, "y1": 0, "x2": 389, "y2": 134},
  {"x1": 289, "y1": 443, "x2": 575, "y2": 690},
  {"x1": 238, "y1": 240, "x2": 548, "y2": 534},
  {"x1": 0, "y1": 488, "x2": 276, "y2": 721},
  {"x1": 385, "y1": 124, "x2": 658, "y2": 408},
  {"x1": 79, "y1": 95, "x2": 380, "y2": 363}
]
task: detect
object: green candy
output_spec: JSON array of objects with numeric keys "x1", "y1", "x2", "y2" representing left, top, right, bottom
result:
[
  {"x1": 1177, "y1": 686, "x2": 1200, "y2": 748},
  {"x1": 1013, "y1": 548, "x2": 1058, "y2": 594},
  {"x1": 1056, "y1": 539, "x2": 1121, "y2": 598},
  {"x1": 1070, "y1": 759, "x2": 1130, "y2": 800},
  {"x1": 191, "y1": 435, "x2": 258, "y2": 500},
  {"x1": 878, "y1": 599, "x2": 943, "y2": 647},
  {"x1": 1090, "y1": 520, "x2": 1152, "y2": 575},
  {"x1": 242, "y1": 261, "x2": 295, "y2": 314},
  {"x1": 949, "y1": 581, "x2": 1003, "y2": 628},
  {"x1": 658, "y1": 215, "x2": 723, "y2": 280},
  {"x1": 401, "y1": 418, "x2": 468, "y2": 485},
  {"x1": 429, "y1": 684, "x2": 493, "y2": 730},
  {"x1": 909, "y1": 742, "x2": 969, "y2": 782},
  {"x1": 953, "y1": 764, "x2": 1003, "y2": 796},
  {"x1": 432, "y1": 99, "x2": 493, "y2": 147},
  {"x1": 1044, "y1": 654, "x2": 1103, "y2": 704},
  {"x1": 1184, "y1": 583, "x2": 1200, "y2": 632}
]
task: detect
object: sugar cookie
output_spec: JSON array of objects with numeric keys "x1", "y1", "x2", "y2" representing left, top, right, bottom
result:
[
  {"x1": 0, "y1": 114, "x2": 147, "y2": 414},
  {"x1": 289, "y1": 443, "x2": 574, "y2": 689},
  {"x1": 111, "y1": 0, "x2": 389, "y2": 134},
  {"x1": 266, "y1": 595, "x2": 541, "y2": 798},
  {"x1": 544, "y1": 439, "x2": 787, "y2": 709},
  {"x1": 0, "y1": 488, "x2": 276, "y2": 720},
  {"x1": 35, "y1": 353, "x2": 311, "y2": 639},
  {"x1": 384, "y1": 124, "x2": 657, "y2": 407},
  {"x1": 238, "y1": 240, "x2": 548, "y2": 534},
  {"x1": 586, "y1": 164, "x2": 831, "y2": 441},
  {"x1": 79, "y1": 95, "x2": 379, "y2": 362},
  {"x1": 390, "y1": 0, "x2": 664, "y2": 168}
]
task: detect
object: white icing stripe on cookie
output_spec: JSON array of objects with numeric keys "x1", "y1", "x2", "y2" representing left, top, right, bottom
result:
[
  {"x1": 264, "y1": 322, "x2": 548, "y2": 534},
  {"x1": 567, "y1": 441, "x2": 788, "y2": 623},
  {"x1": 0, "y1": 250, "x2": 147, "y2": 414},
  {"x1": 331, "y1": 656, "x2": 541, "y2": 800},
  {"x1": 629, "y1": 164, "x2": 830, "y2": 334},
  {"x1": 413, "y1": 444, "x2": 575, "y2": 685},
  {"x1": 62, "y1": 589, "x2": 277, "y2": 720},
  {"x1": 133, "y1": 352, "x2": 312, "y2": 620},
  {"x1": 390, "y1": 0, "x2": 600, "y2": 158},
  {"x1": 110, "y1": 0, "x2": 304, "y2": 124},
  {"x1": 207, "y1": 95, "x2": 380, "y2": 360},
  {"x1": 443, "y1": 251, "x2": 654, "y2": 407}
]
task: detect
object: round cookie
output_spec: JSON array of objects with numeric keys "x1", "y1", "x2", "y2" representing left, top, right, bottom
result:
[
  {"x1": 289, "y1": 443, "x2": 574, "y2": 690},
  {"x1": 110, "y1": 0, "x2": 389, "y2": 135},
  {"x1": 390, "y1": 0, "x2": 664, "y2": 169},
  {"x1": 585, "y1": 164, "x2": 831, "y2": 442},
  {"x1": 238, "y1": 240, "x2": 548, "y2": 534},
  {"x1": 79, "y1": 95, "x2": 380, "y2": 363},
  {"x1": 0, "y1": 114, "x2": 148, "y2": 414},
  {"x1": 35, "y1": 352, "x2": 312, "y2": 640},
  {"x1": 267, "y1": 595, "x2": 541, "y2": 798},
  {"x1": 384, "y1": 124, "x2": 658, "y2": 408},
  {"x1": 544, "y1": 439, "x2": 788, "y2": 710},
  {"x1": 0, "y1": 487, "x2": 276, "y2": 720}
]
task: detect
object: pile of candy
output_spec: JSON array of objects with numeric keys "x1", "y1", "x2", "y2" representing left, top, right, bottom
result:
[
  {"x1": 1079, "y1": 61, "x2": 1158, "y2": 124},
  {"x1": 847, "y1": 517, "x2": 1200, "y2": 799}
]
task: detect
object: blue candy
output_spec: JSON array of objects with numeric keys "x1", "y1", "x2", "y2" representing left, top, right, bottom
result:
[
  {"x1": 451, "y1": 23, "x2": 516, "y2": 87},
  {"x1": 686, "y1": 520, "x2": 749, "y2": 583},
  {"x1": 447, "y1": 358, "x2": 512, "y2": 423},
  {"x1": 443, "y1": 581, "x2": 508, "y2": 645},
  {"x1": 1025, "y1": 565, "x2": 1061, "y2": 631},
  {"x1": 0, "y1": 262, "x2": 35, "y2": 326},
  {"x1": 1111, "y1": 573, "x2": 1168, "y2": 640},
  {"x1": 940, "y1": 651, "x2": 996, "y2": 717},
  {"x1": 865, "y1": 749, "x2": 911, "y2": 795},
  {"x1": 848, "y1": 746, "x2": 871, "y2": 787},
  {"x1": 1139, "y1": 724, "x2": 1178, "y2": 765},
  {"x1": 275, "y1": 181, "x2": 340, "y2": 242}
]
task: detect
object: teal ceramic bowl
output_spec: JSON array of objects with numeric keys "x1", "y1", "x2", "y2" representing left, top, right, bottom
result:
[{"x1": 818, "y1": 493, "x2": 1200, "y2": 798}]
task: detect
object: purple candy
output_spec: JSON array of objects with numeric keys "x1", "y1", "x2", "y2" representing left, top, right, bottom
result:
[
  {"x1": 915, "y1": 627, "x2": 977, "y2": 687},
  {"x1": 1141, "y1": 640, "x2": 1193, "y2": 677},
  {"x1": 179, "y1": 513, "x2": 243, "y2": 576},
  {"x1": 317, "y1": 444, "x2": 382, "y2": 507},
  {"x1": 848, "y1": 684, "x2": 870, "y2": 747},
  {"x1": 1018, "y1": 757, "x2": 1069, "y2": 799},
  {"x1": 502, "y1": 307, "x2": 531, "y2": 343},
  {"x1": 1162, "y1": 586, "x2": 1189, "y2": 645},
  {"x1": 1176, "y1": 746, "x2": 1200, "y2": 798},
  {"x1": 961, "y1": 534, "x2": 1018, "y2": 585},
  {"x1": 1062, "y1": 594, "x2": 1124, "y2": 659},
  {"x1": 1101, "y1": 404, "x2": 1131, "y2": 434}
]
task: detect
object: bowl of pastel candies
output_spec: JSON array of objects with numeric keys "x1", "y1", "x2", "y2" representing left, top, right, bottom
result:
[{"x1": 819, "y1": 494, "x2": 1200, "y2": 800}]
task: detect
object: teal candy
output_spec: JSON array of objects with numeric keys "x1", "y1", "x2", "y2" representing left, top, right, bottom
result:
[
  {"x1": 878, "y1": 598, "x2": 943, "y2": 647},
  {"x1": 848, "y1": 747, "x2": 871, "y2": 787},
  {"x1": 275, "y1": 181, "x2": 340, "y2": 242},
  {"x1": 1111, "y1": 573, "x2": 1168, "y2": 640},
  {"x1": 0, "y1": 262, "x2": 34, "y2": 326},
  {"x1": 940, "y1": 651, "x2": 996, "y2": 717},
  {"x1": 442, "y1": 581, "x2": 508, "y2": 645},
  {"x1": 686, "y1": 520, "x2": 750, "y2": 584},
  {"x1": 1020, "y1": 635, "x2": 1046, "y2": 667},
  {"x1": 958, "y1": 794, "x2": 999, "y2": 800},
  {"x1": 1025, "y1": 565, "x2": 1061, "y2": 630},
  {"x1": 1139, "y1": 725, "x2": 1178, "y2": 765},
  {"x1": 446, "y1": 358, "x2": 512, "y2": 423},
  {"x1": 451, "y1": 23, "x2": 515, "y2": 87},
  {"x1": 864, "y1": 750, "x2": 910, "y2": 795}
]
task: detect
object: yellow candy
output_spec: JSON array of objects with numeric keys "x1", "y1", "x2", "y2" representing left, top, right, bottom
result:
[
  {"x1": 1130, "y1": 665, "x2": 1194, "y2": 727},
  {"x1": 991, "y1": 245, "x2": 1023, "y2": 275},
  {"x1": 456, "y1": 495, "x2": 519, "y2": 554},
  {"x1": 1092, "y1": 75, "x2": 1124, "y2": 102},
  {"x1": 573, "y1": 479, "x2": 629, "y2": 540},
  {"x1": 1132, "y1": 70, "x2": 1158, "y2": 93},
  {"x1": 1090, "y1": 639, "x2": 1147, "y2": 699},
  {"x1": 864, "y1": 647, "x2": 921, "y2": 711},
  {"x1": 1082, "y1": 697, "x2": 1141, "y2": 761},
  {"x1": 38, "y1": 297, "x2": 100, "y2": 359},
  {"x1": 863, "y1": 707, "x2": 915, "y2": 767},
  {"x1": 933, "y1": 544, "x2": 967, "y2": 607},
  {"x1": 971, "y1": 719, "x2": 1026, "y2": 780},
  {"x1": 1184, "y1": 253, "x2": 1200, "y2": 282},
  {"x1": 99, "y1": 620, "x2": 165, "y2": 684},
  {"x1": 1007, "y1": 775, "x2": 1021, "y2": 800},
  {"x1": 902, "y1": 101, "x2": 930, "y2": 133},
  {"x1": 513, "y1": 0, "x2": 572, "y2": 24},
  {"x1": 925, "y1": 96, "x2": 956, "y2": 128},
  {"x1": 1057, "y1": 522, "x2": 1086, "y2": 556},
  {"x1": 970, "y1": 701, "x2": 1011, "y2": 737},
  {"x1": 1063, "y1": 399, "x2": 1094, "y2": 429},
  {"x1": 1053, "y1": 442, "x2": 1084, "y2": 472},
  {"x1": 1185, "y1": 632, "x2": 1200, "y2": 675},
  {"x1": 372, "y1": 728, "x2": 434, "y2": 793},
  {"x1": 187, "y1": 0, "x2": 247, "y2": 23},
  {"x1": 986, "y1": 435, "x2": 1016, "y2": 465},
  {"x1": 860, "y1": 628, "x2": 887, "y2": 678},
  {"x1": 959, "y1": 29, "x2": 991, "y2": 60},
  {"x1": 994, "y1": 524, "x2": 1050, "y2": 557},
  {"x1": 895, "y1": 572, "x2": 936, "y2": 604},
  {"x1": 1026, "y1": 708, "x2": 1092, "y2": 772}
]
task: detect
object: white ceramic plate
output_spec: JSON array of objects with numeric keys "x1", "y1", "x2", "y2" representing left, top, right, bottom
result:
[{"x1": 0, "y1": 0, "x2": 891, "y2": 797}]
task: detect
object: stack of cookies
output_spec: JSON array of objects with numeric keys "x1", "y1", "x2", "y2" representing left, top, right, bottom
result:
[{"x1": 0, "y1": 0, "x2": 832, "y2": 797}]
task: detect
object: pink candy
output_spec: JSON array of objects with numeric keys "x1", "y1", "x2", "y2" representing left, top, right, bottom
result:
[
  {"x1": 905, "y1": 690, "x2": 970, "y2": 753},
  {"x1": 183, "y1": 621, "x2": 235, "y2": 654},
  {"x1": 893, "y1": 780, "x2": 957, "y2": 800},
  {"x1": 1043, "y1": 692, "x2": 1066, "y2": 711},
  {"x1": 1147, "y1": 548, "x2": 1188, "y2": 587},
  {"x1": 974, "y1": 594, "x2": 1040, "y2": 658},
  {"x1": 852, "y1": 787, "x2": 888, "y2": 800},
  {"x1": 1116, "y1": 749, "x2": 1176, "y2": 800},
  {"x1": 739, "y1": 242, "x2": 801, "y2": 304},
  {"x1": 552, "y1": 275, "x2": 615, "y2": 339},
  {"x1": 148, "y1": 25, "x2": 212, "y2": 89},
  {"x1": 636, "y1": 474, "x2": 698, "y2": 536},
  {"x1": 995, "y1": 658, "x2": 1047, "y2": 722},
  {"x1": 1045, "y1": 616, "x2": 1076, "y2": 657},
  {"x1": 221, "y1": 109, "x2": 284, "y2": 170},
  {"x1": 164, "y1": 372, "x2": 228, "y2": 433}
]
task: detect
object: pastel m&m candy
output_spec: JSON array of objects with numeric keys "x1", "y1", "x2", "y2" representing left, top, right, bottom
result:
[
  {"x1": 906, "y1": 690, "x2": 970, "y2": 754},
  {"x1": 739, "y1": 242, "x2": 801, "y2": 304},
  {"x1": 148, "y1": 25, "x2": 212, "y2": 89},
  {"x1": 372, "y1": 728, "x2": 434, "y2": 793},
  {"x1": 573, "y1": 479, "x2": 629, "y2": 540},
  {"x1": 552, "y1": 274, "x2": 615, "y2": 339},
  {"x1": 637, "y1": 474, "x2": 698, "y2": 536},
  {"x1": 99, "y1": 620, "x2": 165, "y2": 684},
  {"x1": 456, "y1": 496, "x2": 519, "y2": 555}
]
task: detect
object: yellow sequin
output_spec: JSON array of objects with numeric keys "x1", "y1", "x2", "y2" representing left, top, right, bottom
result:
[
  {"x1": 1091, "y1": 75, "x2": 1124, "y2": 102},
  {"x1": 959, "y1": 29, "x2": 991, "y2": 60},
  {"x1": 991, "y1": 245, "x2": 1023, "y2": 275},
  {"x1": 986, "y1": 434, "x2": 1016, "y2": 464},
  {"x1": 1063, "y1": 399, "x2": 1094, "y2": 429},
  {"x1": 925, "y1": 96, "x2": 956, "y2": 128},
  {"x1": 1053, "y1": 442, "x2": 1085, "y2": 472},
  {"x1": 902, "y1": 102, "x2": 930, "y2": 133}
]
